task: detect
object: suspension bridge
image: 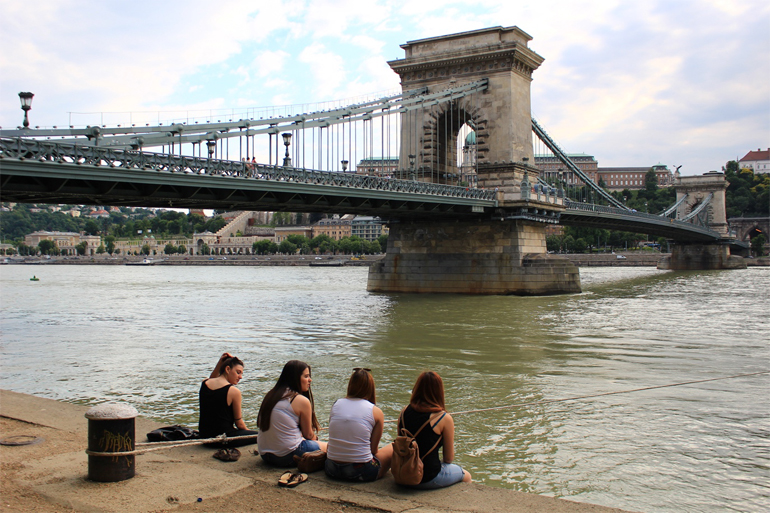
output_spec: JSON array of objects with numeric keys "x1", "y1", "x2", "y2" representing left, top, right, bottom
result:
[{"x1": 0, "y1": 26, "x2": 746, "y2": 294}]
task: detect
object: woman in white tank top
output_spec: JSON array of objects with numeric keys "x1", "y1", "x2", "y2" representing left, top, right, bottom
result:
[
  {"x1": 325, "y1": 368, "x2": 393, "y2": 481},
  {"x1": 257, "y1": 360, "x2": 327, "y2": 467}
]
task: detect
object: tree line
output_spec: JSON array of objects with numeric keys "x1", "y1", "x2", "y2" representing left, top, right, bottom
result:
[
  {"x1": 249, "y1": 233, "x2": 387, "y2": 256},
  {"x1": 0, "y1": 206, "x2": 228, "y2": 244}
]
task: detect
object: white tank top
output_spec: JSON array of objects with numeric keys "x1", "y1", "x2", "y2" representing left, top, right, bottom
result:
[
  {"x1": 258, "y1": 395, "x2": 303, "y2": 456},
  {"x1": 327, "y1": 397, "x2": 376, "y2": 463}
]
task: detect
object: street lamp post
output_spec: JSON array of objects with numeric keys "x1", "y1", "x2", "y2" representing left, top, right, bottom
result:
[
  {"x1": 408, "y1": 154, "x2": 416, "y2": 181},
  {"x1": 341, "y1": 160, "x2": 348, "y2": 172},
  {"x1": 18, "y1": 92, "x2": 34, "y2": 129},
  {"x1": 282, "y1": 132, "x2": 292, "y2": 167}
]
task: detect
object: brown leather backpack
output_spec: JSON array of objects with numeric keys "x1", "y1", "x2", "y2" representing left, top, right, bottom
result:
[{"x1": 390, "y1": 409, "x2": 444, "y2": 486}]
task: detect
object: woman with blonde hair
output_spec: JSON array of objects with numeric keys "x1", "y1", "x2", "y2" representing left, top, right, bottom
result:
[
  {"x1": 396, "y1": 371, "x2": 471, "y2": 488},
  {"x1": 325, "y1": 368, "x2": 393, "y2": 481}
]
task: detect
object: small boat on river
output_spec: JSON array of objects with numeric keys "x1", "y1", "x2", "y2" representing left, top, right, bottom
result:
[
  {"x1": 309, "y1": 261, "x2": 345, "y2": 267},
  {"x1": 30, "y1": 276, "x2": 39, "y2": 281},
  {"x1": 125, "y1": 258, "x2": 155, "y2": 266}
]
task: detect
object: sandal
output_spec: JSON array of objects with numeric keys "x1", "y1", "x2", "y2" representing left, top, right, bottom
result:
[
  {"x1": 278, "y1": 471, "x2": 294, "y2": 486},
  {"x1": 213, "y1": 448, "x2": 241, "y2": 462},
  {"x1": 286, "y1": 473, "x2": 308, "y2": 488}
]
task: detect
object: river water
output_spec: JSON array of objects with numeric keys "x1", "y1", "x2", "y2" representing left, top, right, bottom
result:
[{"x1": 1, "y1": 264, "x2": 768, "y2": 512}]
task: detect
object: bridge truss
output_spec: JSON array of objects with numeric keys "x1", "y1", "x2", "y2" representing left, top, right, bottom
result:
[{"x1": 0, "y1": 137, "x2": 496, "y2": 218}]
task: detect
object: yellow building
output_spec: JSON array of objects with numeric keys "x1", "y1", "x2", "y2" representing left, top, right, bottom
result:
[
  {"x1": 24, "y1": 231, "x2": 102, "y2": 255},
  {"x1": 313, "y1": 216, "x2": 352, "y2": 241},
  {"x1": 274, "y1": 226, "x2": 313, "y2": 242}
]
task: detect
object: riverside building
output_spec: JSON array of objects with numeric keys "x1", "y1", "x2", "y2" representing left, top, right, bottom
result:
[{"x1": 535, "y1": 154, "x2": 673, "y2": 191}]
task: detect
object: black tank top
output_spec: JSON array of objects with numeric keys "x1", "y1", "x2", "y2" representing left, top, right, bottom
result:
[
  {"x1": 198, "y1": 380, "x2": 234, "y2": 438},
  {"x1": 400, "y1": 405, "x2": 444, "y2": 483}
]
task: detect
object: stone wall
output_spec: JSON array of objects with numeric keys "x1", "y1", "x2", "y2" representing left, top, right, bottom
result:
[
  {"x1": 367, "y1": 219, "x2": 580, "y2": 295},
  {"x1": 658, "y1": 244, "x2": 746, "y2": 270}
]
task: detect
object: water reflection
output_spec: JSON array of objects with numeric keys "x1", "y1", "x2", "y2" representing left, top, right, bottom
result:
[{"x1": 1, "y1": 265, "x2": 768, "y2": 512}]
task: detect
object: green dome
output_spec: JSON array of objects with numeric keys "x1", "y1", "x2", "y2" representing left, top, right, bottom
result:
[{"x1": 465, "y1": 131, "x2": 476, "y2": 145}]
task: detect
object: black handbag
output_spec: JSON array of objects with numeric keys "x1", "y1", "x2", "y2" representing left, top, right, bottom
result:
[{"x1": 146, "y1": 425, "x2": 200, "y2": 442}]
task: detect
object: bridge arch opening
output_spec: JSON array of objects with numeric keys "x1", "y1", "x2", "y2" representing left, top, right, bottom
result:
[
  {"x1": 747, "y1": 227, "x2": 763, "y2": 242},
  {"x1": 425, "y1": 102, "x2": 483, "y2": 186},
  {"x1": 458, "y1": 123, "x2": 478, "y2": 187}
]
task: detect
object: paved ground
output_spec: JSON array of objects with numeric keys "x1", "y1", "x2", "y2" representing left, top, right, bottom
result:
[{"x1": 0, "y1": 389, "x2": 635, "y2": 513}]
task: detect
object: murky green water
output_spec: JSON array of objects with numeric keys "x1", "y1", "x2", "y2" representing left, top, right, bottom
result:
[{"x1": 1, "y1": 264, "x2": 768, "y2": 512}]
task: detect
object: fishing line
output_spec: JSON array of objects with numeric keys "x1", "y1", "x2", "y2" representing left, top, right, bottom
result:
[{"x1": 448, "y1": 370, "x2": 769, "y2": 417}]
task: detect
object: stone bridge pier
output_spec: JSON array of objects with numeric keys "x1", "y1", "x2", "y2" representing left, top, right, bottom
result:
[
  {"x1": 367, "y1": 26, "x2": 581, "y2": 295},
  {"x1": 658, "y1": 171, "x2": 746, "y2": 270}
]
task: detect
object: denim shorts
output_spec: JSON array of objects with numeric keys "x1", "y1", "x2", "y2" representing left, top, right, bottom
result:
[
  {"x1": 260, "y1": 439, "x2": 320, "y2": 468},
  {"x1": 325, "y1": 456, "x2": 381, "y2": 482},
  {"x1": 412, "y1": 462, "x2": 465, "y2": 489}
]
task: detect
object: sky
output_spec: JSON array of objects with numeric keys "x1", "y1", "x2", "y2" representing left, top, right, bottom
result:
[{"x1": 1, "y1": 0, "x2": 768, "y2": 176}]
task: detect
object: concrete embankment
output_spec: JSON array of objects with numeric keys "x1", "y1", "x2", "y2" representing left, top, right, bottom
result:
[
  {"x1": 562, "y1": 253, "x2": 664, "y2": 267},
  {"x1": 0, "y1": 389, "x2": 635, "y2": 513},
  {"x1": 10, "y1": 255, "x2": 379, "y2": 267},
  {"x1": 8, "y1": 253, "x2": 767, "y2": 267}
]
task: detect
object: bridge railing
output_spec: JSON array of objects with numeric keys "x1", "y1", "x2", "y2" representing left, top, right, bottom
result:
[
  {"x1": 565, "y1": 200, "x2": 722, "y2": 234},
  {"x1": 0, "y1": 138, "x2": 497, "y2": 202}
]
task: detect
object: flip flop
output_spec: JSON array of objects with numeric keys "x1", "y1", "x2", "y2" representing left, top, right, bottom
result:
[
  {"x1": 285, "y1": 473, "x2": 308, "y2": 488},
  {"x1": 278, "y1": 471, "x2": 294, "y2": 486}
]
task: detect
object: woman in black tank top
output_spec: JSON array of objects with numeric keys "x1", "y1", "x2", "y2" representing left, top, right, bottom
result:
[
  {"x1": 397, "y1": 371, "x2": 472, "y2": 488},
  {"x1": 198, "y1": 353, "x2": 258, "y2": 448}
]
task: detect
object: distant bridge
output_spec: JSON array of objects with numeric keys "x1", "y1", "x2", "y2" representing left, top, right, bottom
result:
[{"x1": 0, "y1": 137, "x2": 727, "y2": 243}]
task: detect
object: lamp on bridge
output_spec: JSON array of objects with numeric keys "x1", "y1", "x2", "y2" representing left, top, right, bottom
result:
[
  {"x1": 206, "y1": 134, "x2": 218, "y2": 159},
  {"x1": 18, "y1": 92, "x2": 34, "y2": 129},
  {"x1": 408, "y1": 154, "x2": 416, "y2": 181},
  {"x1": 130, "y1": 137, "x2": 145, "y2": 152},
  {"x1": 282, "y1": 132, "x2": 292, "y2": 167},
  {"x1": 341, "y1": 160, "x2": 349, "y2": 172}
]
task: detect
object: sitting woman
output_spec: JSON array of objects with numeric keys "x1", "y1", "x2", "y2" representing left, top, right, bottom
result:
[
  {"x1": 257, "y1": 360, "x2": 327, "y2": 467},
  {"x1": 199, "y1": 353, "x2": 258, "y2": 447},
  {"x1": 325, "y1": 368, "x2": 393, "y2": 481},
  {"x1": 397, "y1": 371, "x2": 472, "y2": 488}
]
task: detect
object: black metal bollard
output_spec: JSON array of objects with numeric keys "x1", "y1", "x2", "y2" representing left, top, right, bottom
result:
[{"x1": 85, "y1": 404, "x2": 138, "y2": 482}]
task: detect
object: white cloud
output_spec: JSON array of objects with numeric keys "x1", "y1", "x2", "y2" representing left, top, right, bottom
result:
[
  {"x1": 0, "y1": 0, "x2": 767, "y2": 174},
  {"x1": 298, "y1": 42, "x2": 347, "y2": 99},
  {"x1": 250, "y1": 50, "x2": 292, "y2": 78}
]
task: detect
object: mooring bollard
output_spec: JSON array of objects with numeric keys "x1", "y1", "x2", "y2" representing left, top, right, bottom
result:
[{"x1": 85, "y1": 403, "x2": 138, "y2": 482}]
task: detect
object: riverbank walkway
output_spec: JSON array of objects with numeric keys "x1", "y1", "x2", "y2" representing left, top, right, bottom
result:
[{"x1": 0, "y1": 390, "x2": 634, "y2": 513}]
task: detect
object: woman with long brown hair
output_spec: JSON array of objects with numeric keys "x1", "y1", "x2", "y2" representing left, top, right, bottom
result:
[
  {"x1": 396, "y1": 371, "x2": 471, "y2": 488},
  {"x1": 198, "y1": 353, "x2": 258, "y2": 447},
  {"x1": 325, "y1": 368, "x2": 393, "y2": 481},
  {"x1": 257, "y1": 360, "x2": 326, "y2": 467}
]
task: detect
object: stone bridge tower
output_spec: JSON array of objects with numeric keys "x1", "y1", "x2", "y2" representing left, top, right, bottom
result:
[
  {"x1": 674, "y1": 171, "x2": 730, "y2": 236},
  {"x1": 659, "y1": 171, "x2": 746, "y2": 270},
  {"x1": 368, "y1": 27, "x2": 581, "y2": 295},
  {"x1": 389, "y1": 26, "x2": 543, "y2": 199}
]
